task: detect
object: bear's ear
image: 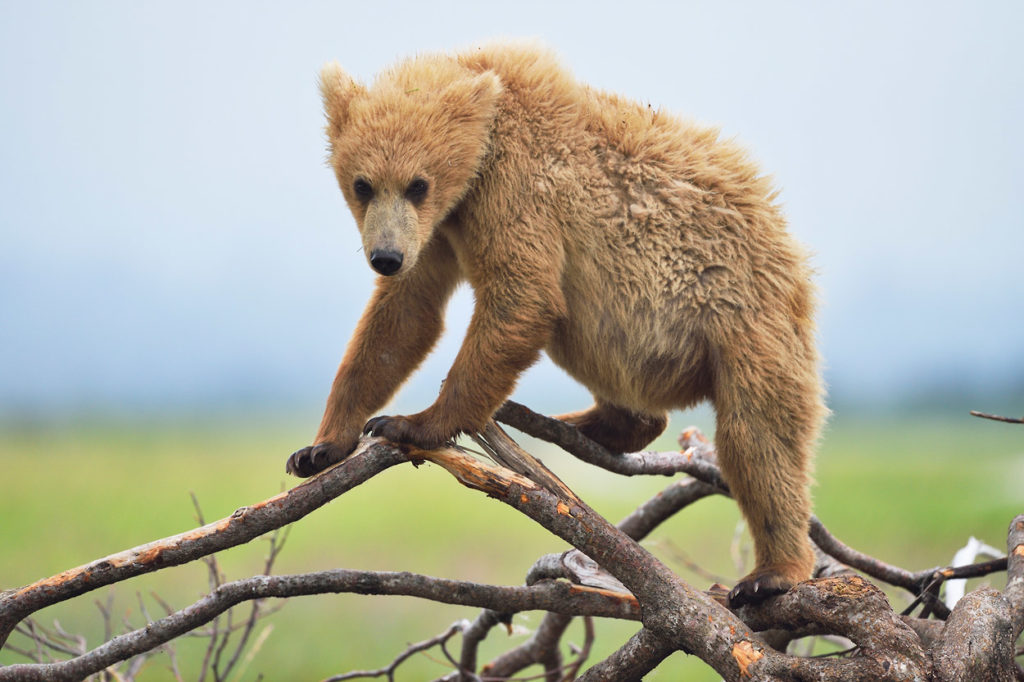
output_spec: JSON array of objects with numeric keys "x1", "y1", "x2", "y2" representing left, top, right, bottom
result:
[
  {"x1": 319, "y1": 62, "x2": 365, "y2": 138},
  {"x1": 440, "y1": 70, "x2": 503, "y2": 128}
]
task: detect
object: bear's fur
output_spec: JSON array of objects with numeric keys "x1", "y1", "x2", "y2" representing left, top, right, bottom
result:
[{"x1": 286, "y1": 43, "x2": 826, "y2": 606}]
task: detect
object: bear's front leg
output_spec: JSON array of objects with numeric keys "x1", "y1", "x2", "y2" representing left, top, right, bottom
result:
[
  {"x1": 364, "y1": 266, "x2": 566, "y2": 452},
  {"x1": 286, "y1": 236, "x2": 461, "y2": 477}
]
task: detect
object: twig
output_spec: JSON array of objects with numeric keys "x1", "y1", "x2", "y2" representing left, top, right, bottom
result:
[
  {"x1": 193, "y1": 492, "x2": 222, "y2": 682},
  {"x1": 655, "y1": 538, "x2": 732, "y2": 586},
  {"x1": 560, "y1": 616, "x2": 595, "y2": 681},
  {"x1": 900, "y1": 557, "x2": 1009, "y2": 617},
  {"x1": 233, "y1": 624, "x2": 274, "y2": 682},
  {"x1": 471, "y1": 421, "x2": 579, "y2": 501},
  {"x1": 1004, "y1": 515, "x2": 1024, "y2": 623},
  {"x1": 221, "y1": 526, "x2": 291, "y2": 679},
  {"x1": 1, "y1": 643, "x2": 40, "y2": 662},
  {"x1": 324, "y1": 621, "x2": 467, "y2": 681},
  {"x1": 210, "y1": 590, "x2": 234, "y2": 678},
  {"x1": 97, "y1": 591, "x2": 115, "y2": 650},
  {"x1": 970, "y1": 410, "x2": 1024, "y2": 424},
  {"x1": 14, "y1": 621, "x2": 81, "y2": 659},
  {"x1": 49, "y1": 622, "x2": 86, "y2": 657}
]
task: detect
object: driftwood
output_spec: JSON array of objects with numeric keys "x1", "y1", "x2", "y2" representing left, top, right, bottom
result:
[{"x1": 1, "y1": 401, "x2": 1021, "y2": 681}]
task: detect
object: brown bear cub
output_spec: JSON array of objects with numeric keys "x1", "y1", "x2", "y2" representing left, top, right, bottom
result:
[{"x1": 286, "y1": 43, "x2": 826, "y2": 607}]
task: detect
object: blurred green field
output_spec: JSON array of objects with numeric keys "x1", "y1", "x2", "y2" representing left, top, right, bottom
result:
[{"x1": 0, "y1": 410, "x2": 1020, "y2": 680}]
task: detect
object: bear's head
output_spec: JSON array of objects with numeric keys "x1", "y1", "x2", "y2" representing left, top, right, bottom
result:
[{"x1": 320, "y1": 59, "x2": 502, "y2": 277}]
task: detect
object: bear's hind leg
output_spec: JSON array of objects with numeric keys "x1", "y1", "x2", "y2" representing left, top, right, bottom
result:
[
  {"x1": 556, "y1": 401, "x2": 667, "y2": 454},
  {"x1": 711, "y1": 324, "x2": 824, "y2": 607}
]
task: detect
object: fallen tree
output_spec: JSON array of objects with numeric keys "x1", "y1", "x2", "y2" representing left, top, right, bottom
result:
[{"x1": 1, "y1": 401, "x2": 1021, "y2": 681}]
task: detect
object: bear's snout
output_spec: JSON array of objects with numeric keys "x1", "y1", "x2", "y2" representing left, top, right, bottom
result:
[{"x1": 369, "y1": 248, "x2": 404, "y2": 276}]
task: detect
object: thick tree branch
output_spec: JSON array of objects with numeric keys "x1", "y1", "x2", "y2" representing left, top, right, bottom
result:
[
  {"x1": 737, "y1": 576, "x2": 928, "y2": 676},
  {"x1": 416, "y1": 429, "x2": 915, "y2": 681},
  {"x1": 479, "y1": 474, "x2": 719, "y2": 680},
  {"x1": 576, "y1": 628, "x2": 675, "y2": 681}
]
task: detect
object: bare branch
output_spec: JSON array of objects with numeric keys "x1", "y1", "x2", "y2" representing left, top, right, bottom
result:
[
  {"x1": 930, "y1": 585, "x2": 1020, "y2": 681},
  {"x1": 808, "y1": 513, "x2": 920, "y2": 591},
  {"x1": 498, "y1": 400, "x2": 967, "y2": 612},
  {"x1": 411, "y1": 434, "x2": 826, "y2": 680},
  {"x1": 738, "y1": 577, "x2": 928, "y2": 673},
  {"x1": 472, "y1": 421, "x2": 580, "y2": 501},
  {"x1": 453, "y1": 609, "x2": 505, "y2": 681},
  {"x1": 2, "y1": 408, "x2": 1019, "y2": 681},
  {"x1": 970, "y1": 410, "x2": 1024, "y2": 424},
  {"x1": 616, "y1": 476, "x2": 719, "y2": 541},
  {"x1": 0, "y1": 568, "x2": 641, "y2": 682},
  {"x1": 465, "y1": 614, "x2": 571, "y2": 682},
  {"x1": 0, "y1": 440, "x2": 407, "y2": 647},
  {"x1": 494, "y1": 400, "x2": 725, "y2": 483},
  {"x1": 563, "y1": 616, "x2": 596, "y2": 681},
  {"x1": 326, "y1": 621, "x2": 467, "y2": 682},
  {"x1": 12, "y1": 621, "x2": 82, "y2": 660}
]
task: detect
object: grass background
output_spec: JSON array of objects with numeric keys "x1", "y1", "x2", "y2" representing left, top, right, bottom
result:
[{"x1": 1, "y1": 409, "x2": 1020, "y2": 680}]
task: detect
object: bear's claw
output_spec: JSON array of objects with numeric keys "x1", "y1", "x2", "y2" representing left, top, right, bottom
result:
[
  {"x1": 285, "y1": 442, "x2": 348, "y2": 478},
  {"x1": 363, "y1": 414, "x2": 449, "y2": 451},
  {"x1": 363, "y1": 415, "x2": 392, "y2": 436},
  {"x1": 727, "y1": 568, "x2": 796, "y2": 607}
]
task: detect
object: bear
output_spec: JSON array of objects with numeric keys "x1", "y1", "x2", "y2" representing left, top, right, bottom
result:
[{"x1": 286, "y1": 43, "x2": 826, "y2": 607}]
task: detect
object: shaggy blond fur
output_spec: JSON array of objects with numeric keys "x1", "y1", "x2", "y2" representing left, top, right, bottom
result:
[{"x1": 287, "y1": 43, "x2": 826, "y2": 606}]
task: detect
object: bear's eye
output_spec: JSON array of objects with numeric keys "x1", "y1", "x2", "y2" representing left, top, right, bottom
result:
[
  {"x1": 352, "y1": 178, "x2": 374, "y2": 202},
  {"x1": 405, "y1": 177, "x2": 429, "y2": 205}
]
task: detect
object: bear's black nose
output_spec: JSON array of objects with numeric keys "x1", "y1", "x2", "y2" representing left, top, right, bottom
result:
[{"x1": 369, "y1": 249, "x2": 403, "y2": 276}]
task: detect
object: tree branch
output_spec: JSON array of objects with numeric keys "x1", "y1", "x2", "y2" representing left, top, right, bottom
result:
[
  {"x1": 495, "y1": 400, "x2": 978, "y2": 614},
  {"x1": 470, "y1": 612, "x2": 573, "y2": 682},
  {"x1": 0, "y1": 569, "x2": 641, "y2": 682},
  {"x1": 326, "y1": 621, "x2": 467, "y2": 682},
  {"x1": 454, "y1": 609, "x2": 505, "y2": 680},
  {"x1": 970, "y1": 410, "x2": 1024, "y2": 424},
  {"x1": 1004, "y1": 514, "x2": 1024, "y2": 628},
  {"x1": 2, "y1": 405, "x2": 1019, "y2": 681},
  {"x1": 576, "y1": 628, "x2": 675, "y2": 682},
  {"x1": 0, "y1": 441, "x2": 407, "y2": 647},
  {"x1": 493, "y1": 400, "x2": 725, "y2": 484}
]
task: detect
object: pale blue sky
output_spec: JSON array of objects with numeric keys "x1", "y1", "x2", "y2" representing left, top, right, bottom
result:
[{"x1": 1, "y1": 1, "x2": 1022, "y2": 416}]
